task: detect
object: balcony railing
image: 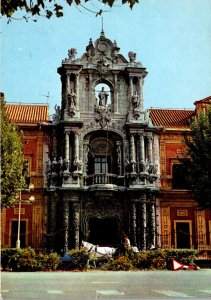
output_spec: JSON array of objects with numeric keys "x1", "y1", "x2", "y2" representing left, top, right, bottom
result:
[{"x1": 84, "y1": 173, "x2": 124, "y2": 186}]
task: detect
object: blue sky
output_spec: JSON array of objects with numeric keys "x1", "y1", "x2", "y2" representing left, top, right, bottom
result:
[{"x1": 2, "y1": 0, "x2": 211, "y2": 116}]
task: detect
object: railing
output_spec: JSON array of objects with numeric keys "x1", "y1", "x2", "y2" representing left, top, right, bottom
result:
[
  {"x1": 159, "y1": 232, "x2": 211, "y2": 259},
  {"x1": 84, "y1": 173, "x2": 124, "y2": 186}
]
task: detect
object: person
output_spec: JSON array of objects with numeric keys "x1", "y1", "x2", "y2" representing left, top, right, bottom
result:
[
  {"x1": 122, "y1": 234, "x2": 131, "y2": 254},
  {"x1": 98, "y1": 87, "x2": 109, "y2": 106}
]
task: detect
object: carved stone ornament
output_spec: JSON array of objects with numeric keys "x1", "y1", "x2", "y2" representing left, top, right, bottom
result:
[
  {"x1": 95, "y1": 105, "x2": 111, "y2": 128},
  {"x1": 97, "y1": 56, "x2": 110, "y2": 75}
]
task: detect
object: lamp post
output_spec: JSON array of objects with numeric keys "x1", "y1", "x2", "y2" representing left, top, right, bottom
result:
[{"x1": 16, "y1": 183, "x2": 35, "y2": 249}]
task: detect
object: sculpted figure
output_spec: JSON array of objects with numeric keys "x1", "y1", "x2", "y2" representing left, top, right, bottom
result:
[
  {"x1": 131, "y1": 91, "x2": 140, "y2": 109},
  {"x1": 98, "y1": 87, "x2": 109, "y2": 106},
  {"x1": 67, "y1": 89, "x2": 77, "y2": 108}
]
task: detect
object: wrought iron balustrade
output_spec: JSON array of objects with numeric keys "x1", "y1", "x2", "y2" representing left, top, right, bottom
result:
[{"x1": 84, "y1": 173, "x2": 119, "y2": 186}]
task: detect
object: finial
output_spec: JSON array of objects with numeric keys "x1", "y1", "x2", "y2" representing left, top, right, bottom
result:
[{"x1": 101, "y1": 16, "x2": 105, "y2": 37}]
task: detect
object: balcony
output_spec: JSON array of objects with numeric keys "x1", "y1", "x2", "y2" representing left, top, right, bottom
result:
[{"x1": 84, "y1": 173, "x2": 125, "y2": 187}]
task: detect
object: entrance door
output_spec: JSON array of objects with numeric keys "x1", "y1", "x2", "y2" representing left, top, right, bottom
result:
[
  {"x1": 11, "y1": 221, "x2": 26, "y2": 248},
  {"x1": 176, "y1": 222, "x2": 190, "y2": 249},
  {"x1": 89, "y1": 218, "x2": 119, "y2": 246}
]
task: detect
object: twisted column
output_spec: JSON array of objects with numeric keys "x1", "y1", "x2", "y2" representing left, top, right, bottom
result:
[
  {"x1": 63, "y1": 201, "x2": 69, "y2": 252},
  {"x1": 140, "y1": 196, "x2": 147, "y2": 250},
  {"x1": 130, "y1": 201, "x2": 137, "y2": 246},
  {"x1": 72, "y1": 202, "x2": 80, "y2": 248},
  {"x1": 147, "y1": 136, "x2": 153, "y2": 163}
]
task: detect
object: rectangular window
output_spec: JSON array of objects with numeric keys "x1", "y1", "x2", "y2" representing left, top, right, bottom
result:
[
  {"x1": 94, "y1": 157, "x2": 108, "y2": 173},
  {"x1": 11, "y1": 221, "x2": 26, "y2": 248}
]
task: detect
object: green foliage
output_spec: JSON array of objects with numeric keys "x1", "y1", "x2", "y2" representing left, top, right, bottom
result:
[
  {"x1": 0, "y1": 97, "x2": 25, "y2": 208},
  {"x1": 104, "y1": 249, "x2": 198, "y2": 271},
  {"x1": 104, "y1": 255, "x2": 134, "y2": 271},
  {"x1": 67, "y1": 248, "x2": 89, "y2": 270},
  {"x1": 1, "y1": 248, "x2": 198, "y2": 272},
  {"x1": 1, "y1": 248, "x2": 61, "y2": 271},
  {"x1": 180, "y1": 108, "x2": 211, "y2": 208},
  {"x1": 165, "y1": 249, "x2": 198, "y2": 270},
  {"x1": 1, "y1": 0, "x2": 139, "y2": 22}
]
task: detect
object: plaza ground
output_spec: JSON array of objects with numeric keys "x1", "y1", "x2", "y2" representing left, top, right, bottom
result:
[{"x1": 1, "y1": 269, "x2": 211, "y2": 299}]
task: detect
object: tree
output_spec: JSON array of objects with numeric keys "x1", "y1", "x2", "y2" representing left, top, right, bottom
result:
[
  {"x1": 1, "y1": 0, "x2": 139, "y2": 22},
  {"x1": 0, "y1": 94, "x2": 25, "y2": 208},
  {"x1": 180, "y1": 108, "x2": 211, "y2": 209}
]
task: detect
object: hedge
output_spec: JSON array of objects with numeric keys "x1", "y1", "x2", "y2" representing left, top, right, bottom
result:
[{"x1": 1, "y1": 247, "x2": 199, "y2": 272}]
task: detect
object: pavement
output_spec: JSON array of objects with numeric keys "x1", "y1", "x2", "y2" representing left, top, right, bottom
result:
[{"x1": 1, "y1": 269, "x2": 211, "y2": 300}]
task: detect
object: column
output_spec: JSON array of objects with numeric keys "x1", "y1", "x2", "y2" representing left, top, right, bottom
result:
[
  {"x1": 148, "y1": 199, "x2": 156, "y2": 247},
  {"x1": 138, "y1": 76, "x2": 144, "y2": 111},
  {"x1": 52, "y1": 130, "x2": 57, "y2": 158},
  {"x1": 130, "y1": 134, "x2": 136, "y2": 173},
  {"x1": 88, "y1": 73, "x2": 93, "y2": 111},
  {"x1": 116, "y1": 141, "x2": 122, "y2": 175},
  {"x1": 66, "y1": 73, "x2": 70, "y2": 93},
  {"x1": 74, "y1": 132, "x2": 79, "y2": 160},
  {"x1": 83, "y1": 141, "x2": 89, "y2": 176},
  {"x1": 65, "y1": 131, "x2": 70, "y2": 162},
  {"x1": 139, "y1": 134, "x2": 145, "y2": 161},
  {"x1": 140, "y1": 196, "x2": 147, "y2": 250},
  {"x1": 66, "y1": 73, "x2": 70, "y2": 108},
  {"x1": 113, "y1": 73, "x2": 118, "y2": 113},
  {"x1": 72, "y1": 202, "x2": 80, "y2": 248},
  {"x1": 48, "y1": 197, "x2": 57, "y2": 249},
  {"x1": 63, "y1": 201, "x2": 69, "y2": 252},
  {"x1": 76, "y1": 74, "x2": 79, "y2": 110},
  {"x1": 130, "y1": 201, "x2": 137, "y2": 246},
  {"x1": 130, "y1": 76, "x2": 134, "y2": 97},
  {"x1": 147, "y1": 136, "x2": 153, "y2": 163}
]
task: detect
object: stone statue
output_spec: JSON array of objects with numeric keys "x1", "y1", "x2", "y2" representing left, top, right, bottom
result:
[
  {"x1": 131, "y1": 91, "x2": 140, "y2": 109},
  {"x1": 58, "y1": 157, "x2": 64, "y2": 172},
  {"x1": 47, "y1": 159, "x2": 51, "y2": 173},
  {"x1": 98, "y1": 87, "x2": 109, "y2": 106},
  {"x1": 51, "y1": 157, "x2": 58, "y2": 173},
  {"x1": 68, "y1": 48, "x2": 77, "y2": 60},
  {"x1": 67, "y1": 89, "x2": 77, "y2": 108},
  {"x1": 54, "y1": 105, "x2": 61, "y2": 119},
  {"x1": 128, "y1": 51, "x2": 136, "y2": 62}
]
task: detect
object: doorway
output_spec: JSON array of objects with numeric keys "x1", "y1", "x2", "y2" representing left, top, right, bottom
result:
[
  {"x1": 175, "y1": 222, "x2": 191, "y2": 249},
  {"x1": 89, "y1": 218, "x2": 119, "y2": 246},
  {"x1": 11, "y1": 221, "x2": 26, "y2": 248}
]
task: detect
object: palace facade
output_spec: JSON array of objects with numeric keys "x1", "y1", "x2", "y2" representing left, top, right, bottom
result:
[{"x1": 2, "y1": 32, "x2": 211, "y2": 253}]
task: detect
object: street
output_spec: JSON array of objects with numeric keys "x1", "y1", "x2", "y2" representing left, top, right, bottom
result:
[{"x1": 1, "y1": 270, "x2": 211, "y2": 300}]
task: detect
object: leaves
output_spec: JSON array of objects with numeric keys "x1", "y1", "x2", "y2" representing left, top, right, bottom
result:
[
  {"x1": 180, "y1": 108, "x2": 211, "y2": 209},
  {"x1": 0, "y1": 96, "x2": 25, "y2": 208},
  {"x1": 1, "y1": 0, "x2": 139, "y2": 21}
]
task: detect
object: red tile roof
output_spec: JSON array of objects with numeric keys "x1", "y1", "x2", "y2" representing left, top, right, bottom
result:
[
  {"x1": 149, "y1": 109, "x2": 194, "y2": 129},
  {"x1": 5, "y1": 104, "x2": 49, "y2": 124}
]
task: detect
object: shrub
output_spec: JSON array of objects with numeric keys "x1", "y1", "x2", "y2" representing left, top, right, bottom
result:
[
  {"x1": 104, "y1": 255, "x2": 134, "y2": 271},
  {"x1": 65, "y1": 248, "x2": 89, "y2": 271},
  {"x1": 1, "y1": 248, "x2": 19, "y2": 270},
  {"x1": 165, "y1": 249, "x2": 198, "y2": 270},
  {"x1": 1, "y1": 248, "x2": 61, "y2": 272}
]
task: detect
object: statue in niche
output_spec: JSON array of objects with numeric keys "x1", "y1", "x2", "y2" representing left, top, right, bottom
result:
[
  {"x1": 98, "y1": 87, "x2": 109, "y2": 106},
  {"x1": 47, "y1": 159, "x2": 51, "y2": 173},
  {"x1": 140, "y1": 160, "x2": 146, "y2": 173},
  {"x1": 67, "y1": 89, "x2": 77, "y2": 108},
  {"x1": 58, "y1": 157, "x2": 64, "y2": 172},
  {"x1": 63, "y1": 158, "x2": 69, "y2": 171},
  {"x1": 73, "y1": 156, "x2": 83, "y2": 173},
  {"x1": 131, "y1": 91, "x2": 140, "y2": 109},
  {"x1": 51, "y1": 157, "x2": 58, "y2": 173}
]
